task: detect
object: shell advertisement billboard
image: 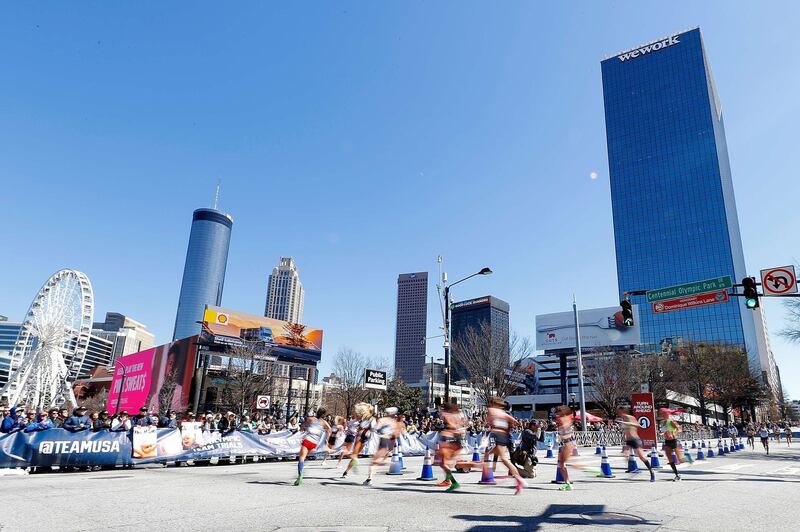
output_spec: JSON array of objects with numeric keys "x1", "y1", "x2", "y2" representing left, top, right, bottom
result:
[{"x1": 202, "y1": 305, "x2": 323, "y2": 363}]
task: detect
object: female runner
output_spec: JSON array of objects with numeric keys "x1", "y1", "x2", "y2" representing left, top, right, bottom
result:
[
  {"x1": 364, "y1": 407, "x2": 401, "y2": 486},
  {"x1": 293, "y1": 408, "x2": 331, "y2": 486},
  {"x1": 482, "y1": 397, "x2": 526, "y2": 495},
  {"x1": 341, "y1": 403, "x2": 374, "y2": 479},
  {"x1": 435, "y1": 402, "x2": 466, "y2": 491}
]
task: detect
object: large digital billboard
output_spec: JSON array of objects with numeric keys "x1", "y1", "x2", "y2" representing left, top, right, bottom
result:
[
  {"x1": 535, "y1": 306, "x2": 641, "y2": 351},
  {"x1": 202, "y1": 305, "x2": 323, "y2": 364},
  {"x1": 108, "y1": 336, "x2": 197, "y2": 414}
]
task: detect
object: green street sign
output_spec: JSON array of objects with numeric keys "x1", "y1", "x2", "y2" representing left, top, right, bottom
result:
[{"x1": 646, "y1": 276, "x2": 733, "y2": 303}]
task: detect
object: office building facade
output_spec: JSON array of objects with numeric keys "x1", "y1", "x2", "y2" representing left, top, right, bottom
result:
[
  {"x1": 450, "y1": 296, "x2": 509, "y2": 382},
  {"x1": 601, "y1": 28, "x2": 768, "y2": 380},
  {"x1": 0, "y1": 317, "x2": 22, "y2": 388},
  {"x1": 92, "y1": 312, "x2": 156, "y2": 364},
  {"x1": 393, "y1": 272, "x2": 428, "y2": 385},
  {"x1": 173, "y1": 208, "x2": 233, "y2": 341},
  {"x1": 264, "y1": 257, "x2": 305, "y2": 323}
]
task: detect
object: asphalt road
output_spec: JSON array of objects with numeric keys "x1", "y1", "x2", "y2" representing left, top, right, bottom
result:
[{"x1": 1, "y1": 443, "x2": 799, "y2": 531}]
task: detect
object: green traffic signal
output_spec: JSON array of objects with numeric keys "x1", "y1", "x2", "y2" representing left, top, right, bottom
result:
[
  {"x1": 742, "y1": 277, "x2": 759, "y2": 310},
  {"x1": 620, "y1": 299, "x2": 634, "y2": 327}
]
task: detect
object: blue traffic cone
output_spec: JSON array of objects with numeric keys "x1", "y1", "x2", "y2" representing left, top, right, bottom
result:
[
  {"x1": 685, "y1": 447, "x2": 693, "y2": 461},
  {"x1": 696, "y1": 446, "x2": 706, "y2": 460},
  {"x1": 701, "y1": 440, "x2": 706, "y2": 448},
  {"x1": 417, "y1": 449, "x2": 436, "y2": 481},
  {"x1": 599, "y1": 447, "x2": 615, "y2": 478},
  {"x1": 707, "y1": 444, "x2": 715, "y2": 458},
  {"x1": 545, "y1": 443, "x2": 554, "y2": 459},
  {"x1": 626, "y1": 452, "x2": 639, "y2": 473},
  {"x1": 723, "y1": 441, "x2": 730, "y2": 454},
  {"x1": 472, "y1": 446, "x2": 481, "y2": 463},
  {"x1": 691, "y1": 440, "x2": 697, "y2": 449},
  {"x1": 387, "y1": 448, "x2": 403, "y2": 475},
  {"x1": 551, "y1": 465, "x2": 565, "y2": 484},
  {"x1": 595, "y1": 445, "x2": 602, "y2": 455},
  {"x1": 478, "y1": 462, "x2": 497, "y2": 485},
  {"x1": 649, "y1": 447, "x2": 662, "y2": 469},
  {"x1": 397, "y1": 440, "x2": 406, "y2": 469},
  {"x1": 718, "y1": 440, "x2": 725, "y2": 456}
]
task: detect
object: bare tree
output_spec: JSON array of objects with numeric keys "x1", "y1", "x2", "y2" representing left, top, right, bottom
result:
[
  {"x1": 588, "y1": 353, "x2": 638, "y2": 419},
  {"x1": 452, "y1": 321, "x2": 534, "y2": 408},
  {"x1": 706, "y1": 346, "x2": 750, "y2": 424},
  {"x1": 780, "y1": 299, "x2": 800, "y2": 343},
  {"x1": 328, "y1": 347, "x2": 387, "y2": 417},
  {"x1": 80, "y1": 388, "x2": 110, "y2": 413},
  {"x1": 674, "y1": 343, "x2": 715, "y2": 424},
  {"x1": 223, "y1": 342, "x2": 277, "y2": 415},
  {"x1": 158, "y1": 370, "x2": 179, "y2": 414}
]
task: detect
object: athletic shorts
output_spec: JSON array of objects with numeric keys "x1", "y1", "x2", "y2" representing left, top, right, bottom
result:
[
  {"x1": 626, "y1": 438, "x2": 642, "y2": 450},
  {"x1": 761, "y1": 437, "x2": 769, "y2": 443},
  {"x1": 301, "y1": 439, "x2": 318, "y2": 451},
  {"x1": 492, "y1": 431, "x2": 511, "y2": 448},
  {"x1": 344, "y1": 434, "x2": 356, "y2": 444},
  {"x1": 378, "y1": 438, "x2": 395, "y2": 451},
  {"x1": 327, "y1": 436, "x2": 337, "y2": 446},
  {"x1": 663, "y1": 439, "x2": 678, "y2": 450},
  {"x1": 359, "y1": 430, "x2": 371, "y2": 444}
]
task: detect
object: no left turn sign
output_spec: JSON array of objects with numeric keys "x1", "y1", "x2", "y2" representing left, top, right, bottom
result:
[{"x1": 761, "y1": 266, "x2": 798, "y2": 296}]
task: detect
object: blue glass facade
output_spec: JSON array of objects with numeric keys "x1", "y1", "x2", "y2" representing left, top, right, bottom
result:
[
  {"x1": 601, "y1": 28, "x2": 760, "y2": 360},
  {"x1": 451, "y1": 296, "x2": 510, "y2": 382},
  {"x1": 173, "y1": 208, "x2": 233, "y2": 341}
]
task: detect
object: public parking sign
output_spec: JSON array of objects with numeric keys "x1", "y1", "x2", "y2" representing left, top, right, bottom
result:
[
  {"x1": 364, "y1": 369, "x2": 388, "y2": 390},
  {"x1": 761, "y1": 266, "x2": 798, "y2": 296},
  {"x1": 256, "y1": 395, "x2": 271, "y2": 410}
]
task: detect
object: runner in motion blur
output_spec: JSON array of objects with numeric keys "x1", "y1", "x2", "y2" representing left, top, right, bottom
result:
[
  {"x1": 758, "y1": 423, "x2": 770, "y2": 455},
  {"x1": 336, "y1": 415, "x2": 360, "y2": 468},
  {"x1": 294, "y1": 408, "x2": 331, "y2": 486},
  {"x1": 482, "y1": 397, "x2": 526, "y2": 495},
  {"x1": 341, "y1": 403, "x2": 374, "y2": 479},
  {"x1": 658, "y1": 408, "x2": 691, "y2": 482},
  {"x1": 615, "y1": 406, "x2": 656, "y2": 482},
  {"x1": 435, "y1": 402, "x2": 466, "y2": 491},
  {"x1": 364, "y1": 407, "x2": 401, "y2": 486}
]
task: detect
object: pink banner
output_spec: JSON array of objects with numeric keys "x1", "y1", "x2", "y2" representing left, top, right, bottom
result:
[{"x1": 108, "y1": 348, "x2": 155, "y2": 414}]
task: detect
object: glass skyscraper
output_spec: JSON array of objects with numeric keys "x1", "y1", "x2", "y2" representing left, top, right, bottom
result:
[
  {"x1": 173, "y1": 208, "x2": 233, "y2": 341},
  {"x1": 601, "y1": 28, "x2": 763, "y2": 370},
  {"x1": 394, "y1": 272, "x2": 428, "y2": 385}
]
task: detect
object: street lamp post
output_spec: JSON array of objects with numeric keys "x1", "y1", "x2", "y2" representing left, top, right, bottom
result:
[{"x1": 443, "y1": 266, "x2": 492, "y2": 404}]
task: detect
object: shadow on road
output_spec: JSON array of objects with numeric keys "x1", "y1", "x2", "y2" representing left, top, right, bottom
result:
[{"x1": 453, "y1": 503, "x2": 661, "y2": 531}]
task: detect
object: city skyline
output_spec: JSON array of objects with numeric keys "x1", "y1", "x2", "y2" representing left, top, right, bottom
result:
[{"x1": 3, "y1": 4, "x2": 799, "y2": 395}]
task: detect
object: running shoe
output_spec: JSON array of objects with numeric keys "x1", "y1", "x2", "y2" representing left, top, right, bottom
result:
[
  {"x1": 558, "y1": 482, "x2": 573, "y2": 491},
  {"x1": 340, "y1": 472, "x2": 348, "y2": 479},
  {"x1": 363, "y1": 478, "x2": 372, "y2": 486},
  {"x1": 515, "y1": 479, "x2": 527, "y2": 495},
  {"x1": 446, "y1": 481, "x2": 460, "y2": 492},
  {"x1": 293, "y1": 476, "x2": 302, "y2": 486},
  {"x1": 435, "y1": 480, "x2": 452, "y2": 487},
  {"x1": 650, "y1": 471, "x2": 656, "y2": 482},
  {"x1": 672, "y1": 475, "x2": 681, "y2": 482}
]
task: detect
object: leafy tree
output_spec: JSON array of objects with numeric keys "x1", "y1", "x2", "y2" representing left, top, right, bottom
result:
[{"x1": 380, "y1": 377, "x2": 422, "y2": 415}]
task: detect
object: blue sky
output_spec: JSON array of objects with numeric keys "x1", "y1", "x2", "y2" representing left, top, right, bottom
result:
[{"x1": 2, "y1": 2, "x2": 799, "y2": 395}]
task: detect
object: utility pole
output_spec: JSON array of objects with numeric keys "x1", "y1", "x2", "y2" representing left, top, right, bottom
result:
[{"x1": 573, "y1": 296, "x2": 587, "y2": 431}]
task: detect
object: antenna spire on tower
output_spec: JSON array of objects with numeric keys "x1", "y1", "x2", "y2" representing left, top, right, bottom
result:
[{"x1": 214, "y1": 178, "x2": 221, "y2": 210}]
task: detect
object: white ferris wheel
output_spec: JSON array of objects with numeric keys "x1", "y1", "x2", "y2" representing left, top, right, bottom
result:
[{"x1": 1, "y1": 269, "x2": 94, "y2": 409}]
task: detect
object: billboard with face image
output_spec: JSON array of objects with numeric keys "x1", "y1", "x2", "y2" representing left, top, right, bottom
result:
[{"x1": 109, "y1": 336, "x2": 197, "y2": 414}]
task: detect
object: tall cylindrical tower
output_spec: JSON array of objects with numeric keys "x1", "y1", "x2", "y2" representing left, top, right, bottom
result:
[{"x1": 173, "y1": 208, "x2": 233, "y2": 341}]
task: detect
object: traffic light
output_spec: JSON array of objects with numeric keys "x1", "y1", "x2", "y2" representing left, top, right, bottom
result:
[
  {"x1": 742, "y1": 277, "x2": 759, "y2": 310},
  {"x1": 620, "y1": 299, "x2": 634, "y2": 327}
]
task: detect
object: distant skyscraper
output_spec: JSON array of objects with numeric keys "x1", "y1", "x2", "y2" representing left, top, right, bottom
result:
[
  {"x1": 264, "y1": 257, "x2": 305, "y2": 323},
  {"x1": 450, "y1": 296, "x2": 510, "y2": 382},
  {"x1": 601, "y1": 28, "x2": 770, "y2": 385},
  {"x1": 0, "y1": 316, "x2": 21, "y2": 388},
  {"x1": 394, "y1": 272, "x2": 428, "y2": 385},
  {"x1": 173, "y1": 208, "x2": 233, "y2": 341},
  {"x1": 92, "y1": 312, "x2": 156, "y2": 364}
]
